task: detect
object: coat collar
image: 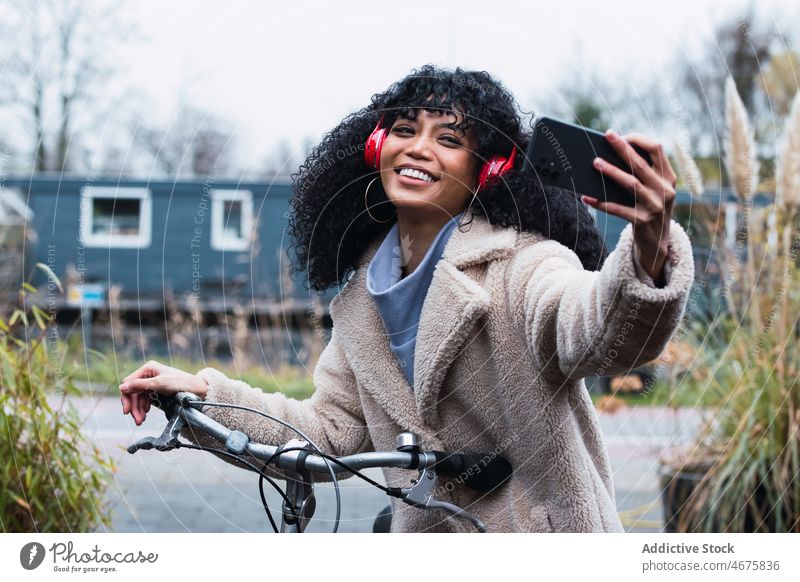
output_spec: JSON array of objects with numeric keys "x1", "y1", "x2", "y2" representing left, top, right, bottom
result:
[
  {"x1": 330, "y1": 214, "x2": 518, "y2": 435},
  {"x1": 353, "y1": 212, "x2": 519, "y2": 270}
]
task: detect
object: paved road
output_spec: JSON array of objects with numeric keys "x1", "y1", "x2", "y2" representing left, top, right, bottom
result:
[{"x1": 79, "y1": 395, "x2": 704, "y2": 533}]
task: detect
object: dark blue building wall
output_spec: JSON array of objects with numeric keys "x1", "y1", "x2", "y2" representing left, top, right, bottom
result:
[
  {"x1": 5, "y1": 176, "x2": 757, "y2": 312},
  {"x1": 5, "y1": 176, "x2": 336, "y2": 306}
]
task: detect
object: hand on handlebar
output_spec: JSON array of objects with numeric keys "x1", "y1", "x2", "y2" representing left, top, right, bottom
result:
[{"x1": 119, "y1": 360, "x2": 209, "y2": 426}]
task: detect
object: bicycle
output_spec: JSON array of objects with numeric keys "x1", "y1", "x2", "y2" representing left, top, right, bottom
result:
[{"x1": 126, "y1": 391, "x2": 513, "y2": 533}]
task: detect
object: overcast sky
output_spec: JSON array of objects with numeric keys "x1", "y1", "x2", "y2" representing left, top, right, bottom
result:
[{"x1": 29, "y1": 0, "x2": 800, "y2": 174}]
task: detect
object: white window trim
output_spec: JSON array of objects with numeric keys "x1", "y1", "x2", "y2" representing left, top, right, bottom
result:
[
  {"x1": 80, "y1": 186, "x2": 152, "y2": 248},
  {"x1": 211, "y1": 189, "x2": 253, "y2": 252}
]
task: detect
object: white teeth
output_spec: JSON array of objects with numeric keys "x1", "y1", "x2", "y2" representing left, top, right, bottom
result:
[{"x1": 398, "y1": 167, "x2": 434, "y2": 182}]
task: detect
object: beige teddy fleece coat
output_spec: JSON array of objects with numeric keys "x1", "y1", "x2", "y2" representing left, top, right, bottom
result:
[{"x1": 180, "y1": 214, "x2": 695, "y2": 533}]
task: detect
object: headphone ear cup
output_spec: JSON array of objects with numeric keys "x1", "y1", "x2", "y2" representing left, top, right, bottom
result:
[
  {"x1": 476, "y1": 156, "x2": 499, "y2": 190},
  {"x1": 364, "y1": 118, "x2": 388, "y2": 170},
  {"x1": 476, "y1": 146, "x2": 518, "y2": 190}
]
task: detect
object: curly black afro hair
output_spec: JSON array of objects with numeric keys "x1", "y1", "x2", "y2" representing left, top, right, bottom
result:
[{"x1": 288, "y1": 64, "x2": 610, "y2": 293}]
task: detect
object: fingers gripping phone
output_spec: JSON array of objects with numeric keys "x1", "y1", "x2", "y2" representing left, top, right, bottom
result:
[{"x1": 521, "y1": 116, "x2": 654, "y2": 208}]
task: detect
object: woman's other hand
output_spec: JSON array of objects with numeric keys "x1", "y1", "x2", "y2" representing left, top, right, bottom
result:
[
  {"x1": 581, "y1": 130, "x2": 678, "y2": 285},
  {"x1": 119, "y1": 360, "x2": 209, "y2": 425}
]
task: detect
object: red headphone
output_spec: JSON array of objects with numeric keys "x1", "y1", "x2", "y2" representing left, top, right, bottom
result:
[{"x1": 364, "y1": 115, "x2": 517, "y2": 191}]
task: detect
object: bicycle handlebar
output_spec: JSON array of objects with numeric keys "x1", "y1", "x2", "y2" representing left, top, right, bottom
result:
[
  {"x1": 131, "y1": 391, "x2": 512, "y2": 494},
  {"x1": 127, "y1": 391, "x2": 513, "y2": 532},
  {"x1": 130, "y1": 392, "x2": 435, "y2": 474}
]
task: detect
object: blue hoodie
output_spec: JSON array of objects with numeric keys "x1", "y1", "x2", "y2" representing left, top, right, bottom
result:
[{"x1": 366, "y1": 212, "x2": 465, "y2": 390}]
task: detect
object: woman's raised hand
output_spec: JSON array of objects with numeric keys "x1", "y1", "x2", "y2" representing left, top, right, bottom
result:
[
  {"x1": 119, "y1": 360, "x2": 209, "y2": 426},
  {"x1": 581, "y1": 130, "x2": 678, "y2": 285}
]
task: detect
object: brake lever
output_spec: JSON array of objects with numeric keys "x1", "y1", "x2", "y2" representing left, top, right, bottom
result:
[
  {"x1": 126, "y1": 393, "x2": 194, "y2": 454},
  {"x1": 400, "y1": 466, "x2": 487, "y2": 533}
]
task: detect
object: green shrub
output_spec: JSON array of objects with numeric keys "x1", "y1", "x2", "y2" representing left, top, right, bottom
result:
[{"x1": 0, "y1": 266, "x2": 116, "y2": 532}]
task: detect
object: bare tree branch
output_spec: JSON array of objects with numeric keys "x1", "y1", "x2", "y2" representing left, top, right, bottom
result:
[
  {"x1": 129, "y1": 104, "x2": 237, "y2": 177},
  {"x1": 0, "y1": 0, "x2": 133, "y2": 172}
]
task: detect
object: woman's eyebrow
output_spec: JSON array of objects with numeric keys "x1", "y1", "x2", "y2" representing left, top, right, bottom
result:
[
  {"x1": 436, "y1": 121, "x2": 466, "y2": 135},
  {"x1": 397, "y1": 116, "x2": 466, "y2": 135}
]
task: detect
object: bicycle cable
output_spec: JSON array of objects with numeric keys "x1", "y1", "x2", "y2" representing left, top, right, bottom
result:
[
  {"x1": 184, "y1": 399, "x2": 342, "y2": 532},
  {"x1": 175, "y1": 440, "x2": 298, "y2": 532}
]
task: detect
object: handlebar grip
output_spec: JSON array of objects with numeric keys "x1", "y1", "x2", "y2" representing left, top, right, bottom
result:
[{"x1": 432, "y1": 451, "x2": 512, "y2": 493}]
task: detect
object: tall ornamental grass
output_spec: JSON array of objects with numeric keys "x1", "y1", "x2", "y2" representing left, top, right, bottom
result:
[{"x1": 665, "y1": 77, "x2": 800, "y2": 532}]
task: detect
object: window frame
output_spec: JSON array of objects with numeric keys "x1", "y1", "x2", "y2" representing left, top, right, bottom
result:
[
  {"x1": 210, "y1": 189, "x2": 254, "y2": 252},
  {"x1": 79, "y1": 186, "x2": 152, "y2": 249}
]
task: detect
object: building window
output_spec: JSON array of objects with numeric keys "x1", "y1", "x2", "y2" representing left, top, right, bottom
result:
[
  {"x1": 211, "y1": 189, "x2": 253, "y2": 251},
  {"x1": 80, "y1": 187, "x2": 152, "y2": 248}
]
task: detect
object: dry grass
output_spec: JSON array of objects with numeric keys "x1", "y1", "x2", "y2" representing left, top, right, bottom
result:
[
  {"x1": 777, "y1": 91, "x2": 800, "y2": 212},
  {"x1": 662, "y1": 76, "x2": 800, "y2": 532},
  {"x1": 70, "y1": 245, "x2": 325, "y2": 401},
  {"x1": 595, "y1": 394, "x2": 628, "y2": 415},
  {"x1": 673, "y1": 136, "x2": 705, "y2": 198},
  {"x1": 724, "y1": 76, "x2": 760, "y2": 205}
]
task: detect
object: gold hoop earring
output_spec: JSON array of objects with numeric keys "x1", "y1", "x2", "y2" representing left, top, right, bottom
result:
[
  {"x1": 457, "y1": 183, "x2": 481, "y2": 231},
  {"x1": 364, "y1": 176, "x2": 396, "y2": 223}
]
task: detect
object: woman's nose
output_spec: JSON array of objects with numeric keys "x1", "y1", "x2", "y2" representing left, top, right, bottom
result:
[{"x1": 405, "y1": 134, "x2": 434, "y2": 158}]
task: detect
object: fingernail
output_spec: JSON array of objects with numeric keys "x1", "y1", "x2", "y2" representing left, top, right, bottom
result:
[
  {"x1": 593, "y1": 157, "x2": 603, "y2": 168},
  {"x1": 120, "y1": 383, "x2": 128, "y2": 391},
  {"x1": 606, "y1": 129, "x2": 617, "y2": 140}
]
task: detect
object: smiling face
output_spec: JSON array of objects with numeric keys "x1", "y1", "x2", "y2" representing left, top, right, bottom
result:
[{"x1": 378, "y1": 107, "x2": 479, "y2": 219}]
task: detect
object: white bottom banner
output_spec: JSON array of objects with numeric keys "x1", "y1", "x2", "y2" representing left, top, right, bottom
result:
[{"x1": 2, "y1": 533, "x2": 798, "y2": 581}]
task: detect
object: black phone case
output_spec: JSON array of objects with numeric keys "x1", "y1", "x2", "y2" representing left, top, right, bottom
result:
[{"x1": 521, "y1": 116, "x2": 654, "y2": 207}]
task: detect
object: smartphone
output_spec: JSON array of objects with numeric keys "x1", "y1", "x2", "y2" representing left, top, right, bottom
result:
[{"x1": 520, "y1": 116, "x2": 654, "y2": 207}]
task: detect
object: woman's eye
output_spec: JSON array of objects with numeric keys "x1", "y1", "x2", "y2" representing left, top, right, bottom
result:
[{"x1": 391, "y1": 126, "x2": 460, "y2": 145}]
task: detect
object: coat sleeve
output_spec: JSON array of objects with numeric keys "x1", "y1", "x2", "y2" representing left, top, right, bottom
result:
[
  {"x1": 506, "y1": 219, "x2": 695, "y2": 383},
  {"x1": 178, "y1": 325, "x2": 372, "y2": 480}
]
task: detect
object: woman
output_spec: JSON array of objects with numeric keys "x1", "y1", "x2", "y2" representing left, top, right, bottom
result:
[{"x1": 119, "y1": 64, "x2": 694, "y2": 532}]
